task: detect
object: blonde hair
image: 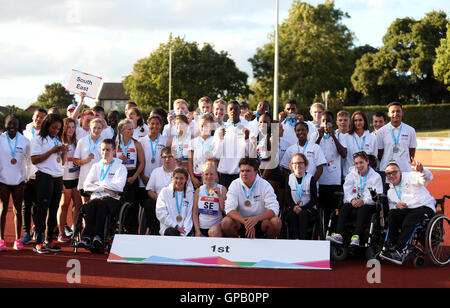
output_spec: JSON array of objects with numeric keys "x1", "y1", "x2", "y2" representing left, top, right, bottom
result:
[
  {"x1": 174, "y1": 99, "x2": 188, "y2": 108},
  {"x1": 90, "y1": 118, "x2": 105, "y2": 129},
  {"x1": 201, "y1": 161, "x2": 219, "y2": 184},
  {"x1": 117, "y1": 119, "x2": 134, "y2": 132},
  {"x1": 213, "y1": 99, "x2": 226, "y2": 107},
  {"x1": 310, "y1": 102, "x2": 326, "y2": 111}
]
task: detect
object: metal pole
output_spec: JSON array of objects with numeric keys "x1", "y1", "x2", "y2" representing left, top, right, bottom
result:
[
  {"x1": 273, "y1": 0, "x2": 279, "y2": 120},
  {"x1": 169, "y1": 43, "x2": 172, "y2": 112}
]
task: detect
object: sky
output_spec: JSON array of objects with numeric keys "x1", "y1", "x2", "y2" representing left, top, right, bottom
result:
[{"x1": 0, "y1": 0, "x2": 448, "y2": 109}]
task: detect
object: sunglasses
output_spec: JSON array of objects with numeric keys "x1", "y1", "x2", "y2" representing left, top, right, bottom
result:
[{"x1": 386, "y1": 170, "x2": 400, "y2": 177}]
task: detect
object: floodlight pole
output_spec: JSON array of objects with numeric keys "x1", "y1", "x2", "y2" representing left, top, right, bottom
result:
[
  {"x1": 169, "y1": 41, "x2": 173, "y2": 112},
  {"x1": 273, "y1": 0, "x2": 279, "y2": 120}
]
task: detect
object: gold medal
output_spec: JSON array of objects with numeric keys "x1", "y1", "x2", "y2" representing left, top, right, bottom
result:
[
  {"x1": 209, "y1": 189, "x2": 215, "y2": 195},
  {"x1": 176, "y1": 215, "x2": 182, "y2": 222},
  {"x1": 57, "y1": 157, "x2": 61, "y2": 163},
  {"x1": 89, "y1": 153, "x2": 95, "y2": 159},
  {"x1": 244, "y1": 200, "x2": 251, "y2": 207},
  {"x1": 11, "y1": 158, "x2": 17, "y2": 165}
]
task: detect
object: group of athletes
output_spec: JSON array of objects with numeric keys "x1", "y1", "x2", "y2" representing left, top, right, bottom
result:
[{"x1": 0, "y1": 94, "x2": 437, "y2": 265}]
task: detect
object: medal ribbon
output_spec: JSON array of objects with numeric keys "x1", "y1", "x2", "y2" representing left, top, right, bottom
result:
[
  {"x1": 394, "y1": 179, "x2": 402, "y2": 201},
  {"x1": 242, "y1": 178, "x2": 258, "y2": 201},
  {"x1": 89, "y1": 135, "x2": 101, "y2": 154},
  {"x1": 297, "y1": 141, "x2": 308, "y2": 155},
  {"x1": 294, "y1": 173, "x2": 306, "y2": 204},
  {"x1": 353, "y1": 135, "x2": 366, "y2": 151},
  {"x1": 149, "y1": 134, "x2": 160, "y2": 159},
  {"x1": 100, "y1": 160, "x2": 113, "y2": 181},
  {"x1": 359, "y1": 171, "x2": 369, "y2": 198},
  {"x1": 6, "y1": 133, "x2": 18, "y2": 159},
  {"x1": 390, "y1": 123, "x2": 403, "y2": 147},
  {"x1": 120, "y1": 138, "x2": 132, "y2": 157},
  {"x1": 175, "y1": 190, "x2": 184, "y2": 217}
]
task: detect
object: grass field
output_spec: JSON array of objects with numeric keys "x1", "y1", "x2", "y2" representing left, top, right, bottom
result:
[{"x1": 417, "y1": 129, "x2": 450, "y2": 138}]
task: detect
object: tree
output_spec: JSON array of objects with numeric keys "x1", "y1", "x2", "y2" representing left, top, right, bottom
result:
[
  {"x1": 249, "y1": 0, "x2": 355, "y2": 109},
  {"x1": 123, "y1": 36, "x2": 250, "y2": 110},
  {"x1": 434, "y1": 23, "x2": 450, "y2": 92},
  {"x1": 33, "y1": 83, "x2": 76, "y2": 110},
  {"x1": 352, "y1": 11, "x2": 449, "y2": 104}
]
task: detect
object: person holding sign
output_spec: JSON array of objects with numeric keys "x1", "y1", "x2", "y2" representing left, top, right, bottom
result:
[
  {"x1": 379, "y1": 160, "x2": 435, "y2": 265},
  {"x1": 222, "y1": 158, "x2": 281, "y2": 239},
  {"x1": 116, "y1": 119, "x2": 145, "y2": 234},
  {"x1": 30, "y1": 114, "x2": 67, "y2": 254},
  {"x1": 156, "y1": 168, "x2": 194, "y2": 236},
  {"x1": 377, "y1": 102, "x2": 417, "y2": 183},
  {"x1": 73, "y1": 118, "x2": 104, "y2": 203},
  {"x1": 284, "y1": 153, "x2": 318, "y2": 240},
  {"x1": 193, "y1": 162, "x2": 227, "y2": 237},
  {"x1": 327, "y1": 151, "x2": 383, "y2": 247},
  {"x1": 0, "y1": 115, "x2": 30, "y2": 251},
  {"x1": 77, "y1": 139, "x2": 127, "y2": 250}
]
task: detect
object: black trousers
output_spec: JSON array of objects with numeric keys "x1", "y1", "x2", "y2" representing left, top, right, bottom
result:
[
  {"x1": 34, "y1": 172, "x2": 63, "y2": 244},
  {"x1": 218, "y1": 173, "x2": 239, "y2": 189},
  {"x1": 336, "y1": 203, "x2": 376, "y2": 236},
  {"x1": 387, "y1": 206, "x2": 435, "y2": 251},
  {"x1": 82, "y1": 197, "x2": 121, "y2": 239},
  {"x1": 142, "y1": 198, "x2": 160, "y2": 235},
  {"x1": 123, "y1": 169, "x2": 139, "y2": 234},
  {"x1": 22, "y1": 178, "x2": 37, "y2": 233},
  {"x1": 286, "y1": 207, "x2": 318, "y2": 240},
  {"x1": 319, "y1": 184, "x2": 342, "y2": 227}
]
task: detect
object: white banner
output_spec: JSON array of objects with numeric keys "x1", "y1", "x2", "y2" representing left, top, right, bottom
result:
[
  {"x1": 66, "y1": 69, "x2": 103, "y2": 99},
  {"x1": 417, "y1": 137, "x2": 450, "y2": 151},
  {"x1": 108, "y1": 235, "x2": 330, "y2": 270}
]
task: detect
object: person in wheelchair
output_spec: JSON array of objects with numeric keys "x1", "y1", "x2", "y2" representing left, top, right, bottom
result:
[
  {"x1": 328, "y1": 151, "x2": 383, "y2": 246},
  {"x1": 284, "y1": 153, "x2": 318, "y2": 240},
  {"x1": 77, "y1": 139, "x2": 128, "y2": 249},
  {"x1": 380, "y1": 160, "x2": 436, "y2": 265}
]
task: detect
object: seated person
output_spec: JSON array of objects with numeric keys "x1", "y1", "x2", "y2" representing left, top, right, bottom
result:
[
  {"x1": 327, "y1": 151, "x2": 383, "y2": 247},
  {"x1": 156, "y1": 168, "x2": 194, "y2": 236},
  {"x1": 222, "y1": 158, "x2": 281, "y2": 239},
  {"x1": 380, "y1": 160, "x2": 436, "y2": 265},
  {"x1": 193, "y1": 162, "x2": 227, "y2": 237},
  {"x1": 78, "y1": 139, "x2": 128, "y2": 249},
  {"x1": 284, "y1": 153, "x2": 318, "y2": 240}
]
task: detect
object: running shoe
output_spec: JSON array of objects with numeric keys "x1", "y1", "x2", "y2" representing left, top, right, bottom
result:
[
  {"x1": 0, "y1": 239, "x2": 7, "y2": 251},
  {"x1": 33, "y1": 243, "x2": 49, "y2": 254},
  {"x1": 13, "y1": 239, "x2": 24, "y2": 251},
  {"x1": 45, "y1": 242, "x2": 62, "y2": 253},
  {"x1": 350, "y1": 235, "x2": 360, "y2": 247},
  {"x1": 327, "y1": 233, "x2": 343, "y2": 245},
  {"x1": 93, "y1": 235, "x2": 103, "y2": 249},
  {"x1": 379, "y1": 248, "x2": 405, "y2": 265},
  {"x1": 57, "y1": 234, "x2": 71, "y2": 243},
  {"x1": 64, "y1": 225, "x2": 73, "y2": 237},
  {"x1": 22, "y1": 232, "x2": 32, "y2": 245}
]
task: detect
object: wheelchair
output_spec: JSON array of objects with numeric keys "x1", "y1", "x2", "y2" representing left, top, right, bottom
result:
[
  {"x1": 326, "y1": 189, "x2": 387, "y2": 261},
  {"x1": 71, "y1": 192, "x2": 133, "y2": 254},
  {"x1": 379, "y1": 195, "x2": 450, "y2": 268},
  {"x1": 279, "y1": 204, "x2": 325, "y2": 241}
]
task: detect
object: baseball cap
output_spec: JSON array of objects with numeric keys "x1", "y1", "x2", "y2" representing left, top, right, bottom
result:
[{"x1": 67, "y1": 104, "x2": 77, "y2": 112}]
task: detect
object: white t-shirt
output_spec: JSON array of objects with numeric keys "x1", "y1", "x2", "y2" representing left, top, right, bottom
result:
[
  {"x1": 83, "y1": 158, "x2": 128, "y2": 201},
  {"x1": 0, "y1": 132, "x2": 30, "y2": 185},
  {"x1": 377, "y1": 122, "x2": 417, "y2": 173},
  {"x1": 156, "y1": 184, "x2": 194, "y2": 236},
  {"x1": 196, "y1": 184, "x2": 224, "y2": 229},
  {"x1": 287, "y1": 173, "x2": 314, "y2": 208},
  {"x1": 73, "y1": 135, "x2": 104, "y2": 190},
  {"x1": 189, "y1": 136, "x2": 217, "y2": 175},
  {"x1": 30, "y1": 135, "x2": 64, "y2": 178},
  {"x1": 344, "y1": 130, "x2": 377, "y2": 176},
  {"x1": 133, "y1": 124, "x2": 149, "y2": 140},
  {"x1": 225, "y1": 175, "x2": 279, "y2": 218},
  {"x1": 138, "y1": 134, "x2": 168, "y2": 188},
  {"x1": 23, "y1": 123, "x2": 39, "y2": 180},
  {"x1": 76, "y1": 126, "x2": 90, "y2": 142},
  {"x1": 146, "y1": 166, "x2": 175, "y2": 196},
  {"x1": 63, "y1": 143, "x2": 80, "y2": 181},
  {"x1": 280, "y1": 141, "x2": 327, "y2": 178},
  {"x1": 214, "y1": 121, "x2": 250, "y2": 175}
]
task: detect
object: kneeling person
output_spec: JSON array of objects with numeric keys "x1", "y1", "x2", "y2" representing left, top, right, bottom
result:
[
  {"x1": 78, "y1": 139, "x2": 128, "y2": 249},
  {"x1": 222, "y1": 158, "x2": 281, "y2": 239}
]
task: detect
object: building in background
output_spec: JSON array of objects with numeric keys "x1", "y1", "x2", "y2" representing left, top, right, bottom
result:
[{"x1": 98, "y1": 82, "x2": 130, "y2": 113}]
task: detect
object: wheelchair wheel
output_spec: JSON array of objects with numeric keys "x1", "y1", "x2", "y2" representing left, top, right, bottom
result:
[
  {"x1": 425, "y1": 214, "x2": 450, "y2": 266},
  {"x1": 118, "y1": 202, "x2": 133, "y2": 234},
  {"x1": 139, "y1": 206, "x2": 148, "y2": 235},
  {"x1": 330, "y1": 245, "x2": 348, "y2": 261},
  {"x1": 71, "y1": 210, "x2": 85, "y2": 254}
]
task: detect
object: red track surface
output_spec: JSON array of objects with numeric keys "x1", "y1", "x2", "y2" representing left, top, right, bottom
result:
[{"x1": 1, "y1": 170, "x2": 449, "y2": 288}]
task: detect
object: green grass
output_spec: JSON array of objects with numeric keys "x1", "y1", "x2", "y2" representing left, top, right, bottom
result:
[{"x1": 416, "y1": 129, "x2": 450, "y2": 138}]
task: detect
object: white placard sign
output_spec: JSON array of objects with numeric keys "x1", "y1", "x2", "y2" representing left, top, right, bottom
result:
[
  {"x1": 108, "y1": 235, "x2": 330, "y2": 270},
  {"x1": 66, "y1": 69, "x2": 103, "y2": 99}
]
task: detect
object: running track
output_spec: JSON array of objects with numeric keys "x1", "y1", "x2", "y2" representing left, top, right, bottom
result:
[{"x1": 0, "y1": 170, "x2": 449, "y2": 288}]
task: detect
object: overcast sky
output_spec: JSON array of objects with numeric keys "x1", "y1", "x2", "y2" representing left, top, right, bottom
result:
[{"x1": 0, "y1": 0, "x2": 448, "y2": 109}]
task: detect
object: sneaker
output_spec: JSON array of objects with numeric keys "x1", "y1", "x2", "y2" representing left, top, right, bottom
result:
[
  {"x1": 33, "y1": 243, "x2": 49, "y2": 254},
  {"x1": 22, "y1": 232, "x2": 32, "y2": 245},
  {"x1": 45, "y1": 242, "x2": 62, "y2": 253},
  {"x1": 350, "y1": 235, "x2": 360, "y2": 247},
  {"x1": 327, "y1": 233, "x2": 344, "y2": 245},
  {"x1": 64, "y1": 225, "x2": 73, "y2": 237},
  {"x1": 57, "y1": 234, "x2": 71, "y2": 243},
  {"x1": 379, "y1": 248, "x2": 404, "y2": 265},
  {"x1": 77, "y1": 237, "x2": 92, "y2": 249},
  {"x1": 13, "y1": 239, "x2": 24, "y2": 251},
  {"x1": 0, "y1": 239, "x2": 7, "y2": 252},
  {"x1": 93, "y1": 235, "x2": 103, "y2": 249}
]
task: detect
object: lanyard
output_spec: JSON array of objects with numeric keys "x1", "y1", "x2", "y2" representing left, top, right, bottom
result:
[
  {"x1": 100, "y1": 160, "x2": 113, "y2": 181},
  {"x1": 242, "y1": 178, "x2": 258, "y2": 200},
  {"x1": 283, "y1": 117, "x2": 298, "y2": 127},
  {"x1": 394, "y1": 179, "x2": 402, "y2": 201},
  {"x1": 120, "y1": 138, "x2": 132, "y2": 156},
  {"x1": 149, "y1": 134, "x2": 160, "y2": 157},
  {"x1": 390, "y1": 123, "x2": 403, "y2": 146},
  {"x1": 6, "y1": 134, "x2": 18, "y2": 158},
  {"x1": 175, "y1": 190, "x2": 184, "y2": 215},
  {"x1": 359, "y1": 171, "x2": 369, "y2": 197},
  {"x1": 205, "y1": 184, "x2": 218, "y2": 196},
  {"x1": 89, "y1": 136, "x2": 101, "y2": 154},
  {"x1": 294, "y1": 173, "x2": 306, "y2": 203},
  {"x1": 199, "y1": 136, "x2": 212, "y2": 153},
  {"x1": 225, "y1": 120, "x2": 241, "y2": 129},
  {"x1": 353, "y1": 135, "x2": 366, "y2": 151},
  {"x1": 50, "y1": 136, "x2": 62, "y2": 146},
  {"x1": 175, "y1": 135, "x2": 188, "y2": 158},
  {"x1": 297, "y1": 141, "x2": 308, "y2": 155}
]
